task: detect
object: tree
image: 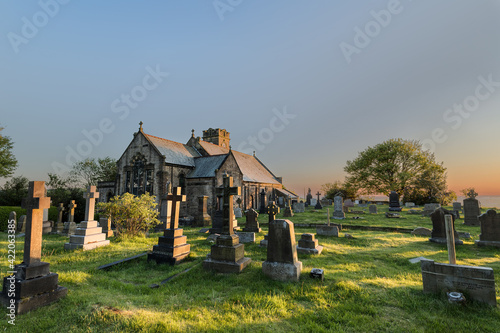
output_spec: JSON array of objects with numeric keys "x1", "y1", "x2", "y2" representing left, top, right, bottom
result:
[
  {"x1": 321, "y1": 180, "x2": 357, "y2": 201},
  {"x1": 344, "y1": 139, "x2": 449, "y2": 204},
  {"x1": 97, "y1": 193, "x2": 160, "y2": 237},
  {"x1": 0, "y1": 126, "x2": 18, "y2": 178},
  {"x1": 71, "y1": 157, "x2": 117, "y2": 188},
  {"x1": 0, "y1": 175, "x2": 29, "y2": 206}
]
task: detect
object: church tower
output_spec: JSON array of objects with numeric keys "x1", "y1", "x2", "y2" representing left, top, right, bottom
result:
[{"x1": 202, "y1": 128, "x2": 230, "y2": 148}]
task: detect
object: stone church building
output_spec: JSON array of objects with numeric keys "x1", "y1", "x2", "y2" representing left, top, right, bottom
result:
[{"x1": 98, "y1": 122, "x2": 297, "y2": 219}]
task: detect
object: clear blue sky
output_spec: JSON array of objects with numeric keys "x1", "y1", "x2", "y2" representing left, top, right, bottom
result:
[{"x1": 2, "y1": 0, "x2": 500, "y2": 195}]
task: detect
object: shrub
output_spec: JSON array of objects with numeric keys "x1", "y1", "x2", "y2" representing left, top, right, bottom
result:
[{"x1": 97, "y1": 193, "x2": 160, "y2": 237}]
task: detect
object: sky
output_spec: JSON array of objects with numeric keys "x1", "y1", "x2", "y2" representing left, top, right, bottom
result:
[{"x1": 1, "y1": 0, "x2": 500, "y2": 196}]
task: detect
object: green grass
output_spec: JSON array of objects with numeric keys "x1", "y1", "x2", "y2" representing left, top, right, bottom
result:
[{"x1": 1, "y1": 206, "x2": 500, "y2": 332}]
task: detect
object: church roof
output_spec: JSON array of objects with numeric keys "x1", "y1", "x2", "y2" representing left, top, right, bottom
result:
[
  {"x1": 145, "y1": 134, "x2": 200, "y2": 167},
  {"x1": 187, "y1": 155, "x2": 227, "y2": 178},
  {"x1": 198, "y1": 140, "x2": 229, "y2": 155},
  {"x1": 232, "y1": 151, "x2": 281, "y2": 185}
]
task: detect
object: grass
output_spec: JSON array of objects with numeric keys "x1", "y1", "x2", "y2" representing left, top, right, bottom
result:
[{"x1": 1, "y1": 205, "x2": 500, "y2": 332}]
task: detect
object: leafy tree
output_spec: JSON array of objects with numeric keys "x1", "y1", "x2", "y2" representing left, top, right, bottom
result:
[
  {"x1": 0, "y1": 126, "x2": 18, "y2": 178},
  {"x1": 460, "y1": 187, "x2": 477, "y2": 197},
  {"x1": 97, "y1": 193, "x2": 159, "y2": 237},
  {"x1": 71, "y1": 157, "x2": 117, "y2": 188},
  {"x1": 0, "y1": 176, "x2": 29, "y2": 206},
  {"x1": 344, "y1": 139, "x2": 449, "y2": 204},
  {"x1": 321, "y1": 180, "x2": 357, "y2": 200},
  {"x1": 45, "y1": 173, "x2": 86, "y2": 222}
]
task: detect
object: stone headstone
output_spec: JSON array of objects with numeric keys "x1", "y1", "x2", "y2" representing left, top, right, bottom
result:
[
  {"x1": 411, "y1": 227, "x2": 432, "y2": 237},
  {"x1": 358, "y1": 203, "x2": 368, "y2": 208},
  {"x1": 234, "y1": 207, "x2": 243, "y2": 218},
  {"x1": 235, "y1": 232, "x2": 255, "y2": 243},
  {"x1": 43, "y1": 208, "x2": 49, "y2": 222},
  {"x1": 453, "y1": 202, "x2": 462, "y2": 212},
  {"x1": 292, "y1": 202, "x2": 305, "y2": 213},
  {"x1": 17, "y1": 215, "x2": 26, "y2": 233},
  {"x1": 369, "y1": 205, "x2": 377, "y2": 214},
  {"x1": 332, "y1": 195, "x2": 345, "y2": 219},
  {"x1": 405, "y1": 202, "x2": 415, "y2": 208},
  {"x1": 422, "y1": 203, "x2": 441, "y2": 216},
  {"x1": 243, "y1": 208, "x2": 261, "y2": 233},
  {"x1": 149, "y1": 187, "x2": 190, "y2": 265},
  {"x1": 476, "y1": 210, "x2": 500, "y2": 247},
  {"x1": 259, "y1": 189, "x2": 267, "y2": 214},
  {"x1": 306, "y1": 188, "x2": 312, "y2": 206},
  {"x1": 267, "y1": 201, "x2": 280, "y2": 223},
  {"x1": 259, "y1": 233, "x2": 269, "y2": 248},
  {"x1": 62, "y1": 222, "x2": 77, "y2": 236},
  {"x1": 429, "y1": 207, "x2": 462, "y2": 245},
  {"x1": 421, "y1": 259, "x2": 496, "y2": 306},
  {"x1": 64, "y1": 186, "x2": 110, "y2": 251},
  {"x1": 463, "y1": 197, "x2": 481, "y2": 226},
  {"x1": 320, "y1": 199, "x2": 332, "y2": 206},
  {"x1": 203, "y1": 175, "x2": 251, "y2": 273},
  {"x1": 67, "y1": 200, "x2": 77, "y2": 222},
  {"x1": 99, "y1": 217, "x2": 114, "y2": 238},
  {"x1": 316, "y1": 225, "x2": 339, "y2": 236},
  {"x1": 283, "y1": 205, "x2": 294, "y2": 218},
  {"x1": 310, "y1": 198, "x2": 317, "y2": 207},
  {"x1": 388, "y1": 191, "x2": 402, "y2": 212},
  {"x1": 6, "y1": 211, "x2": 16, "y2": 232},
  {"x1": 193, "y1": 196, "x2": 211, "y2": 227},
  {"x1": 278, "y1": 197, "x2": 284, "y2": 206},
  {"x1": 296, "y1": 233, "x2": 323, "y2": 255},
  {"x1": 52, "y1": 203, "x2": 65, "y2": 234},
  {"x1": 0, "y1": 181, "x2": 67, "y2": 315},
  {"x1": 344, "y1": 199, "x2": 354, "y2": 208},
  {"x1": 262, "y1": 219, "x2": 302, "y2": 282}
]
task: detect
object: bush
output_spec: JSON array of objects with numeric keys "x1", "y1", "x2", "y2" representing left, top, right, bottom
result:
[
  {"x1": 97, "y1": 193, "x2": 160, "y2": 237},
  {"x1": 0, "y1": 206, "x2": 26, "y2": 231}
]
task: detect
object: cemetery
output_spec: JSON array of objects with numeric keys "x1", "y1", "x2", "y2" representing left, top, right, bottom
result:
[{"x1": 1, "y1": 183, "x2": 500, "y2": 332}]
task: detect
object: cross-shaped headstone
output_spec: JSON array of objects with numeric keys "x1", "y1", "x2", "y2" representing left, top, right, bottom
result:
[
  {"x1": 67, "y1": 200, "x2": 77, "y2": 222},
  {"x1": 57, "y1": 203, "x2": 65, "y2": 223},
  {"x1": 167, "y1": 187, "x2": 186, "y2": 230},
  {"x1": 467, "y1": 189, "x2": 478, "y2": 199},
  {"x1": 316, "y1": 192, "x2": 321, "y2": 201},
  {"x1": 267, "y1": 201, "x2": 280, "y2": 223},
  {"x1": 21, "y1": 181, "x2": 51, "y2": 265},
  {"x1": 83, "y1": 186, "x2": 100, "y2": 221},
  {"x1": 216, "y1": 175, "x2": 241, "y2": 235}
]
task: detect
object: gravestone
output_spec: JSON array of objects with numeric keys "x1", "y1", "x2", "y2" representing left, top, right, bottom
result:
[
  {"x1": 0, "y1": 181, "x2": 67, "y2": 314},
  {"x1": 210, "y1": 192, "x2": 224, "y2": 234},
  {"x1": 369, "y1": 205, "x2": 377, "y2": 214},
  {"x1": 292, "y1": 202, "x2": 305, "y2": 213},
  {"x1": 203, "y1": 175, "x2": 251, "y2": 273},
  {"x1": 320, "y1": 199, "x2": 332, "y2": 206},
  {"x1": 194, "y1": 196, "x2": 211, "y2": 227},
  {"x1": 278, "y1": 197, "x2": 284, "y2": 206},
  {"x1": 148, "y1": 187, "x2": 190, "y2": 264},
  {"x1": 259, "y1": 234, "x2": 269, "y2": 248},
  {"x1": 283, "y1": 199, "x2": 294, "y2": 217},
  {"x1": 429, "y1": 207, "x2": 463, "y2": 245},
  {"x1": 235, "y1": 232, "x2": 255, "y2": 243},
  {"x1": 260, "y1": 201, "x2": 280, "y2": 248},
  {"x1": 421, "y1": 259, "x2": 496, "y2": 306},
  {"x1": 296, "y1": 233, "x2": 323, "y2": 255},
  {"x1": 6, "y1": 211, "x2": 16, "y2": 232},
  {"x1": 388, "y1": 191, "x2": 402, "y2": 212},
  {"x1": 405, "y1": 202, "x2": 415, "y2": 208},
  {"x1": 310, "y1": 198, "x2": 317, "y2": 207},
  {"x1": 344, "y1": 199, "x2": 354, "y2": 208},
  {"x1": 332, "y1": 195, "x2": 345, "y2": 219},
  {"x1": 61, "y1": 222, "x2": 77, "y2": 236},
  {"x1": 476, "y1": 210, "x2": 500, "y2": 248},
  {"x1": 453, "y1": 202, "x2": 462, "y2": 212},
  {"x1": 463, "y1": 189, "x2": 481, "y2": 226},
  {"x1": 234, "y1": 207, "x2": 243, "y2": 218},
  {"x1": 306, "y1": 188, "x2": 312, "y2": 206},
  {"x1": 243, "y1": 208, "x2": 261, "y2": 233},
  {"x1": 52, "y1": 203, "x2": 65, "y2": 233},
  {"x1": 17, "y1": 215, "x2": 26, "y2": 233},
  {"x1": 67, "y1": 200, "x2": 77, "y2": 222},
  {"x1": 314, "y1": 192, "x2": 323, "y2": 209},
  {"x1": 42, "y1": 205, "x2": 52, "y2": 234},
  {"x1": 99, "y1": 216, "x2": 114, "y2": 238},
  {"x1": 422, "y1": 203, "x2": 441, "y2": 216},
  {"x1": 262, "y1": 219, "x2": 302, "y2": 282},
  {"x1": 259, "y1": 189, "x2": 267, "y2": 214},
  {"x1": 317, "y1": 208, "x2": 339, "y2": 236},
  {"x1": 64, "y1": 186, "x2": 110, "y2": 251}
]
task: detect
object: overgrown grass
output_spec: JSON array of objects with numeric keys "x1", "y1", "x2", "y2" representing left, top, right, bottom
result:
[{"x1": 1, "y1": 206, "x2": 499, "y2": 332}]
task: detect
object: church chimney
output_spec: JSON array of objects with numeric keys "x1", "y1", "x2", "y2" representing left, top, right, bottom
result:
[{"x1": 202, "y1": 128, "x2": 230, "y2": 148}]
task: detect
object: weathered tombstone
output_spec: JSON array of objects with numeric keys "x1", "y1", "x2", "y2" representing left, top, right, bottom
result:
[
  {"x1": 17, "y1": 215, "x2": 26, "y2": 233},
  {"x1": 421, "y1": 259, "x2": 496, "y2": 306},
  {"x1": 148, "y1": 187, "x2": 190, "y2": 264},
  {"x1": 306, "y1": 188, "x2": 312, "y2": 206},
  {"x1": 317, "y1": 208, "x2": 339, "y2": 236},
  {"x1": 296, "y1": 233, "x2": 323, "y2": 255},
  {"x1": 262, "y1": 219, "x2": 302, "y2": 282},
  {"x1": 411, "y1": 227, "x2": 432, "y2": 237},
  {"x1": 159, "y1": 188, "x2": 172, "y2": 230},
  {"x1": 243, "y1": 208, "x2": 261, "y2": 232},
  {"x1": 0, "y1": 181, "x2": 67, "y2": 314},
  {"x1": 463, "y1": 189, "x2": 481, "y2": 226},
  {"x1": 234, "y1": 207, "x2": 243, "y2": 218},
  {"x1": 310, "y1": 198, "x2": 317, "y2": 207},
  {"x1": 293, "y1": 202, "x2": 305, "y2": 213},
  {"x1": 369, "y1": 205, "x2": 377, "y2": 214},
  {"x1": 64, "y1": 186, "x2": 110, "y2": 251},
  {"x1": 235, "y1": 232, "x2": 255, "y2": 243},
  {"x1": 422, "y1": 203, "x2": 441, "y2": 217},
  {"x1": 344, "y1": 199, "x2": 354, "y2": 208},
  {"x1": 51, "y1": 203, "x2": 65, "y2": 234},
  {"x1": 453, "y1": 202, "x2": 462, "y2": 212},
  {"x1": 99, "y1": 216, "x2": 114, "y2": 238},
  {"x1": 283, "y1": 199, "x2": 294, "y2": 217},
  {"x1": 405, "y1": 202, "x2": 415, "y2": 208},
  {"x1": 259, "y1": 189, "x2": 267, "y2": 214},
  {"x1": 429, "y1": 207, "x2": 463, "y2": 245},
  {"x1": 267, "y1": 201, "x2": 280, "y2": 223},
  {"x1": 67, "y1": 200, "x2": 77, "y2": 222},
  {"x1": 193, "y1": 195, "x2": 211, "y2": 227},
  {"x1": 476, "y1": 210, "x2": 500, "y2": 248},
  {"x1": 6, "y1": 211, "x2": 16, "y2": 232},
  {"x1": 388, "y1": 191, "x2": 402, "y2": 212},
  {"x1": 42, "y1": 206, "x2": 52, "y2": 234},
  {"x1": 210, "y1": 192, "x2": 224, "y2": 234},
  {"x1": 203, "y1": 175, "x2": 251, "y2": 273},
  {"x1": 314, "y1": 192, "x2": 323, "y2": 209},
  {"x1": 332, "y1": 195, "x2": 345, "y2": 219},
  {"x1": 61, "y1": 222, "x2": 77, "y2": 236},
  {"x1": 259, "y1": 233, "x2": 269, "y2": 248}
]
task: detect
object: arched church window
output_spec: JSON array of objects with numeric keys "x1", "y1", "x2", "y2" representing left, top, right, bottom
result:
[{"x1": 127, "y1": 154, "x2": 154, "y2": 196}]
